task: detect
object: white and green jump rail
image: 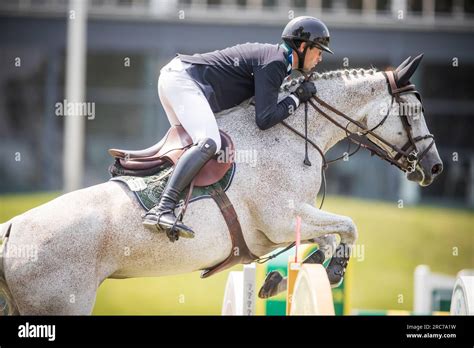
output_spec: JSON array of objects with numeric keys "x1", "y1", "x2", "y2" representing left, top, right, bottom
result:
[
  {"x1": 414, "y1": 265, "x2": 474, "y2": 315},
  {"x1": 221, "y1": 262, "x2": 335, "y2": 316}
]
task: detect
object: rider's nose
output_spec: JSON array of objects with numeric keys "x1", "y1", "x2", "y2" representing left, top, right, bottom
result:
[{"x1": 431, "y1": 162, "x2": 443, "y2": 176}]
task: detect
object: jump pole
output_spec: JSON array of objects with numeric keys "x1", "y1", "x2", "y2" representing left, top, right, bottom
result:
[{"x1": 222, "y1": 216, "x2": 335, "y2": 315}]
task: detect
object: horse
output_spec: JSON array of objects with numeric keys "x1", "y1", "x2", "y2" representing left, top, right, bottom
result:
[{"x1": 0, "y1": 55, "x2": 443, "y2": 315}]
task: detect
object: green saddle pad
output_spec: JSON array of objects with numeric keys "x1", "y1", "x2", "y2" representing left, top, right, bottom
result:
[{"x1": 110, "y1": 163, "x2": 236, "y2": 211}]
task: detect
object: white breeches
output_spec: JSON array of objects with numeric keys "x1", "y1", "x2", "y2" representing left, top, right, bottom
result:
[{"x1": 158, "y1": 57, "x2": 221, "y2": 154}]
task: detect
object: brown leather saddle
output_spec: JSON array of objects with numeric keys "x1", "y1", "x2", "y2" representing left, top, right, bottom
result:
[
  {"x1": 108, "y1": 125, "x2": 233, "y2": 187},
  {"x1": 108, "y1": 125, "x2": 257, "y2": 277}
]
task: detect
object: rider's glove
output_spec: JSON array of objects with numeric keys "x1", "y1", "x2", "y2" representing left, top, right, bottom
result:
[{"x1": 292, "y1": 81, "x2": 317, "y2": 103}]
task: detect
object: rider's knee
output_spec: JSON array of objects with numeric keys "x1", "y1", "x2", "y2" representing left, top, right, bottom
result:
[
  {"x1": 196, "y1": 136, "x2": 220, "y2": 155},
  {"x1": 196, "y1": 137, "x2": 219, "y2": 155}
]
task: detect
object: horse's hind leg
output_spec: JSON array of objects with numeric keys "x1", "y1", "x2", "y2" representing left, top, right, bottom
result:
[
  {"x1": 19, "y1": 287, "x2": 97, "y2": 315},
  {"x1": 0, "y1": 277, "x2": 20, "y2": 315},
  {"x1": 8, "y1": 272, "x2": 98, "y2": 315}
]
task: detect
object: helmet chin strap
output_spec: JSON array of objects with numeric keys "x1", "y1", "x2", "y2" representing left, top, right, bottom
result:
[
  {"x1": 297, "y1": 44, "x2": 309, "y2": 70},
  {"x1": 285, "y1": 40, "x2": 309, "y2": 71}
]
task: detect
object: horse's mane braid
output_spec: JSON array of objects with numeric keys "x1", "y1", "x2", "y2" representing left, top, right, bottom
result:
[
  {"x1": 279, "y1": 68, "x2": 379, "y2": 92},
  {"x1": 310, "y1": 68, "x2": 379, "y2": 80}
]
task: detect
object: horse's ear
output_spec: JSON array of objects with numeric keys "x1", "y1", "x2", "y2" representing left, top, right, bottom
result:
[
  {"x1": 394, "y1": 56, "x2": 411, "y2": 76},
  {"x1": 396, "y1": 53, "x2": 424, "y2": 86}
]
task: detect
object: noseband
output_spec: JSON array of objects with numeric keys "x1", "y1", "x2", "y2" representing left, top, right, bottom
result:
[{"x1": 281, "y1": 70, "x2": 435, "y2": 208}]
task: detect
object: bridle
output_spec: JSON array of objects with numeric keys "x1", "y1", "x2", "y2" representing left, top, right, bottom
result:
[
  {"x1": 281, "y1": 70, "x2": 435, "y2": 209},
  {"x1": 255, "y1": 70, "x2": 436, "y2": 264}
]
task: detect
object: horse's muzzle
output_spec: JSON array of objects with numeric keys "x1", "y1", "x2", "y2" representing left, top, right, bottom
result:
[{"x1": 408, "y1": 156, "x2": 443, "y2": 187}]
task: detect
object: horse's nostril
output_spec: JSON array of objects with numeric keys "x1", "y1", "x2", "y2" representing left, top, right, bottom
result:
[{"x1": 432, "y1": 163, "x2": 443, "y2": 175}]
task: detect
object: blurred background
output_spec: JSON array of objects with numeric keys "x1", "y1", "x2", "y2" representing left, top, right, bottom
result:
[{"x1": 0, "y1": 0, "x2": 473, "y2": 315}]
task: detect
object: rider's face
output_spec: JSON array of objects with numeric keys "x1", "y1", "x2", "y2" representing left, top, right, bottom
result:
[
  {"x1": 302, "y1": 45, "x2": 323, "y2": 72},
  {"x1": 292, "y1": 43, "x2": 323, "y2": 72}
]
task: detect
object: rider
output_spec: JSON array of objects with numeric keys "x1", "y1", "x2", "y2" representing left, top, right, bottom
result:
[{"x1": 143, "y1": 16, "x2": 333, "y2": 239}]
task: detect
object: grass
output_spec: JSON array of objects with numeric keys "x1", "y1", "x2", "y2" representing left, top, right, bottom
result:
[{"x1": 1, "y1": 192, "x2": 473, "y2": 314}]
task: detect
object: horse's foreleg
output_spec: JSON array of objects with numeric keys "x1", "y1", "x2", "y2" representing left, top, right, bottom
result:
[
  {"x1": 296, "y1": 203, "x2": 358, "y2": 287},
  {"x1": 259, "y1": 204, "x2": 358, "y2": 298},
  {"x1": 294, "y1": 203, "x2": 358, "y2": 247}
]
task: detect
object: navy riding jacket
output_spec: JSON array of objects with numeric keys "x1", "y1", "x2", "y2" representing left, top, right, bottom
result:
[{"x1": 177, "y1": 42, "x2": 297, "y2": 130}]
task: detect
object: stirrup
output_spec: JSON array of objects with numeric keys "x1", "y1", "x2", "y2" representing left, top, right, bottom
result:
[
  {"x1": 166, "y1": 217, "x2": 195, "y2": 242},
  {"x1": 143, "y1": 209, "x2": 194, "y2": 241},
  {"x1": 142, "y1": 209, "x2": 169, "y2": 232}
]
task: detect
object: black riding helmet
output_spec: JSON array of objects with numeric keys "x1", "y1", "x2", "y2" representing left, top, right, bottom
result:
[{"x1": 282, "y1": 16, "x2": 333, "y2": 70}]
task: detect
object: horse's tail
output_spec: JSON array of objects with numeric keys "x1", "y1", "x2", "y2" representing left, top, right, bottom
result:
[{"x1": 0, "y1": 221, "x2": 19, "y2": 315}]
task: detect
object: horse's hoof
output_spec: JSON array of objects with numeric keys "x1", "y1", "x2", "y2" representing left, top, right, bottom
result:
[
  {"x1": 258, "y1": 271, "x2": 283, "y2": 299},
  {"x1": 330, "y1": 277, "x2": 344, "y2": 289},
  {"x1": 326, "y1": 243, "x2": 350, "y2": 287},
  {"x1": 326, "y1": 265, "x2": 346, "y2": 287},
  {"x1": 303, "y1": 249, "x2": 325, "y2": 264}
]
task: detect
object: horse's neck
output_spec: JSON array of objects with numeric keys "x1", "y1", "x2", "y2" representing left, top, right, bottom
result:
[
  {"x1": 282, "y1": 71, "x2": 387, "y2": 155},
  {"x1": 218, "y1": 70, "x2": 388, "y2": 160}
]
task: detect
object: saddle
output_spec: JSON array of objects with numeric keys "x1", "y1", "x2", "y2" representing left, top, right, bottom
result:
[
  {"x1": 108, "y1": 125, "x2": 233, "y2": 187},
  {"x1": 108, "y1": 126, "x2": 257, "y2": 277}
]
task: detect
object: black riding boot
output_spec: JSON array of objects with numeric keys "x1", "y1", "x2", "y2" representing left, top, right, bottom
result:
[{"x1": 142, "y1": 138, "x2": 217, "y2": 240}]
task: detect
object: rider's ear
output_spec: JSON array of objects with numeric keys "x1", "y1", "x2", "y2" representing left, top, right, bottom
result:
[{"x1": 396, "y1": 53, "x2": 424, "y2": 86}]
